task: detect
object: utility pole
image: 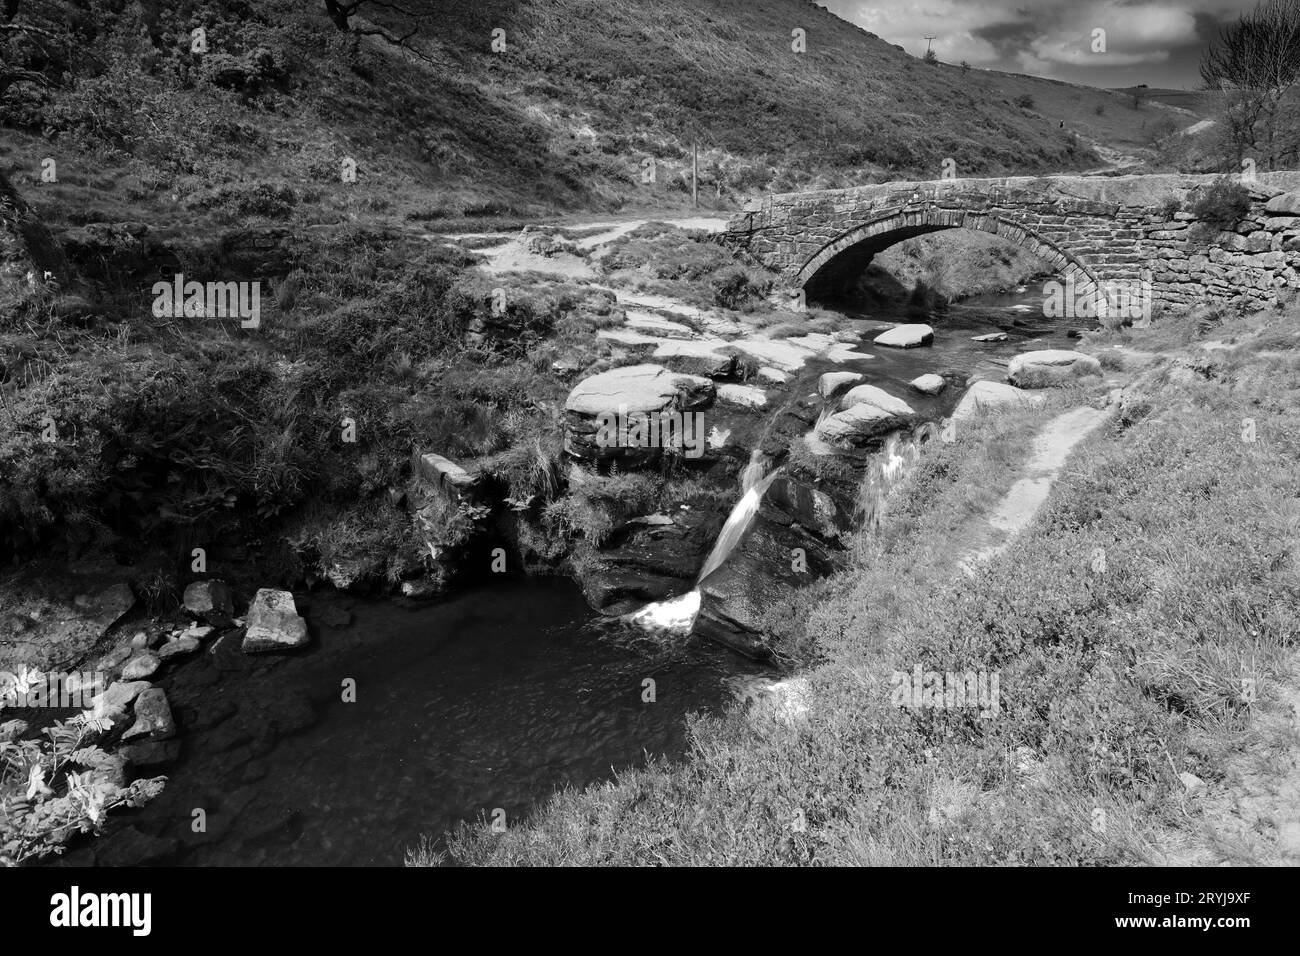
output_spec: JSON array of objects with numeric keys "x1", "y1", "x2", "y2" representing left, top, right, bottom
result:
[
  {"x1": 692, "y1": 141, "x2": 699, "y2": 208},
  {"x1": 923, "y1": 36, "x2": 937, "y2": 56}
]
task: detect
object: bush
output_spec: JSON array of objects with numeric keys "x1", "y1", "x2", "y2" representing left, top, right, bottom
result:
[
  {"x1": 1015, "y1": 94, "x2": 1035, "y2": 110},
  {"x1": 711, "y1": 265, "x2": 771, "y2": 310},
  {"x1": 0, "y1": 714, "x2": 166, "y2": 866},
  {"x1": 1188, "y1": 177, "x2": 1251, "y2": 245}
]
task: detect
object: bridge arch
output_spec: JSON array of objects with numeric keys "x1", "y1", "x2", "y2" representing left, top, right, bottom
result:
[{"x1": 796, "y1": 206, "x2": 1100, "y2": 301}]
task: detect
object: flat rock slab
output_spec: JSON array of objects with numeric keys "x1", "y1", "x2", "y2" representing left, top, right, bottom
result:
[
  {"x1": 972, "y1": 332, "x2": 1008, "y2": 342},
  {"x1": 242, "y1": 588, "x2": 309, "y2": 653},
  {"x1": 624, "y1": 310, "x2": 695, "y2": 337},
  {"x1": 565, "y1": 363, "x2": 714, "y2": 417},
  {"x1": 873, "y1": 324, "x2": 934, "y2": 348},
  {"x1": 910, "y1": 373, "x2": 946, "y2": 394},
  {"x1": 717, "y1": 383, "x2": 768, "y2": 408},
  {"x1": 1007, "y1": 349, "x2": 1102, "y2": 388},
  {"x1": 651, "y1": 338, "x2": 737, "y2": 377},
  {"x1": 952, "y1": 380, "x2": 1045, "y2": 421},
  {"x1": 597, "y1": 328, "x2": 664, "y2": 346}
]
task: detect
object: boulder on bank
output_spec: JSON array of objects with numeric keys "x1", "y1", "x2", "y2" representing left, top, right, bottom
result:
[
  {"x1": 182, "y1": 579, "x2": 234, "y2": 627},
  {"x1": 412, "y1": 452, "x2": 480, "y2": 505},
  {"x1": 241, "y1": 588, "x2": 309, "y2": 654},
  {"x1": 1007, "y1": 349, "x2": 1102, "y2": 388},
  {"x1": 873, "y1": 324, "x2": 934, "y2": 348},
  {"x1": 952, "y1": 381, "x2": 1044, "y2": 421},
  {"x1": 564, "y1": 363, "x2": 715, "y2": 461}
]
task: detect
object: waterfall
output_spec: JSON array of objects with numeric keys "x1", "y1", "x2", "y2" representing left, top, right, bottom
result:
[
  {"x1": 740, "y1": 449, "x2": 770, "y2": 493},
  {"x1": 626, "y1": 449, "x2": 777, "y2": 634},
  {"x1": 627, "y1": 423, "x2": 933, "y2": 636},
  {"x1": 695, "y1": 468, "x2": 780, "y2": 584}
]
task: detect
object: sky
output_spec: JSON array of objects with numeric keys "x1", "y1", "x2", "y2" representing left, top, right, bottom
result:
[{"x1": 821, "y1": 0, "x2": 1263, "y2": 89}]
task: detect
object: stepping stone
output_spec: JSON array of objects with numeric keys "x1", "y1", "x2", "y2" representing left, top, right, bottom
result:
[
  {"x1": 241, "y1": 589, "x2": 310, "y2": 654},
  {"x1": 121, "y1": 653, "x2": 160, "y2": 681},
  {"x1": 972, "y1": 332, "x2": 1008, "y2": 342},
  {"x1": 910, "y1": 374, "x2": 946, "y2": 395},
  {"x1": 873, "y1": 324, "x2": 934, "y2": 348}
]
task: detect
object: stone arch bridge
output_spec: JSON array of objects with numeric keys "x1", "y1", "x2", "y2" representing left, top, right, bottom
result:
[{"x1": 722, "y1": 172, "x2": 1300, "y2": 311}]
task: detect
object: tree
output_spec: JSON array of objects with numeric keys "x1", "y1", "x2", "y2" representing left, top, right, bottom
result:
[
  {"x1": 1200, "y1": 0, "x2": 1300, "y2": 170},
  {"x1": 322, "y1": 0, "x2": 435, "y2": 61},
  {"x1": 923, "y1": 48, "x2": 938, "y2": 65}
]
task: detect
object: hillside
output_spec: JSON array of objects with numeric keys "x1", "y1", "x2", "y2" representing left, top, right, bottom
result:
[{"x1": 0, "y1": 0, "x2": 1176, "y2": 235}]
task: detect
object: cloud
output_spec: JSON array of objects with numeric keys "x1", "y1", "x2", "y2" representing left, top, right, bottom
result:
[{"x1": 828, "y1": 0, "x2": 1240, "y2": 83}]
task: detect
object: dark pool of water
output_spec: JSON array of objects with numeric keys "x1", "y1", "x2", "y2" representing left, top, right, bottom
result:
[{"x1": 90, "y1": 579, "x2": 767, "y2": 866}]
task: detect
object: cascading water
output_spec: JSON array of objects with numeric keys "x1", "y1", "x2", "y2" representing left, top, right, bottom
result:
[
  {"x1": 740, "y1": 449, "x2": 770, "y2": 493},
  {"x1": 695, "y1": 468, "x2": 780, "y2": 583},
  {"x1": 858, "y1": 423, "x2": 935, "y2": 531},
  {"x1": 627, "y1": 422, "x2": 935, "y2": 636},
  {"x1": 627, "y1": 449, "x2": 777, "y2": 634}
]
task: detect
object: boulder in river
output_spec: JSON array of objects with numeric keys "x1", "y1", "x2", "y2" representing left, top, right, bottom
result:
[
  {"x1": 121, "y1": 652, "x2": 160, "y2": 681},
  {"x1": 910, "y1": 373, "x2": 946, "y2": 395},
  {"x1": 1007, "y1": 349, "x2": 1102, "y2": 388},
  {"x1": 124, "y1": 687, "x2": 175, "y2": 741},
  {"x1": 817, "y1": 386, "x2": 917, "y2": 447},
  {"x1": 817, "y1": 371, "x2": 863, "y2": 398},
  {"x1": 873, "y1": 324, "x2": 934, "y2": 348},
  {"x1": 182, "y1": 579, "x2": 235, "y2": 628},
  {"x1": 840, "y1": 384, "x2": 915, "y2": 415},
  {"x1": 241, "y1": 589, "x2": 310, "y2": 654}
]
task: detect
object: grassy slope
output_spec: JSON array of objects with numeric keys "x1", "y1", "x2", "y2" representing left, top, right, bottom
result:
[
  {"x1": 3, "y1": 0, "x2": 1203, "y2": 234},
  {"x1": 444, "y1": 307, "x2": 1300, "y2": 866}
]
